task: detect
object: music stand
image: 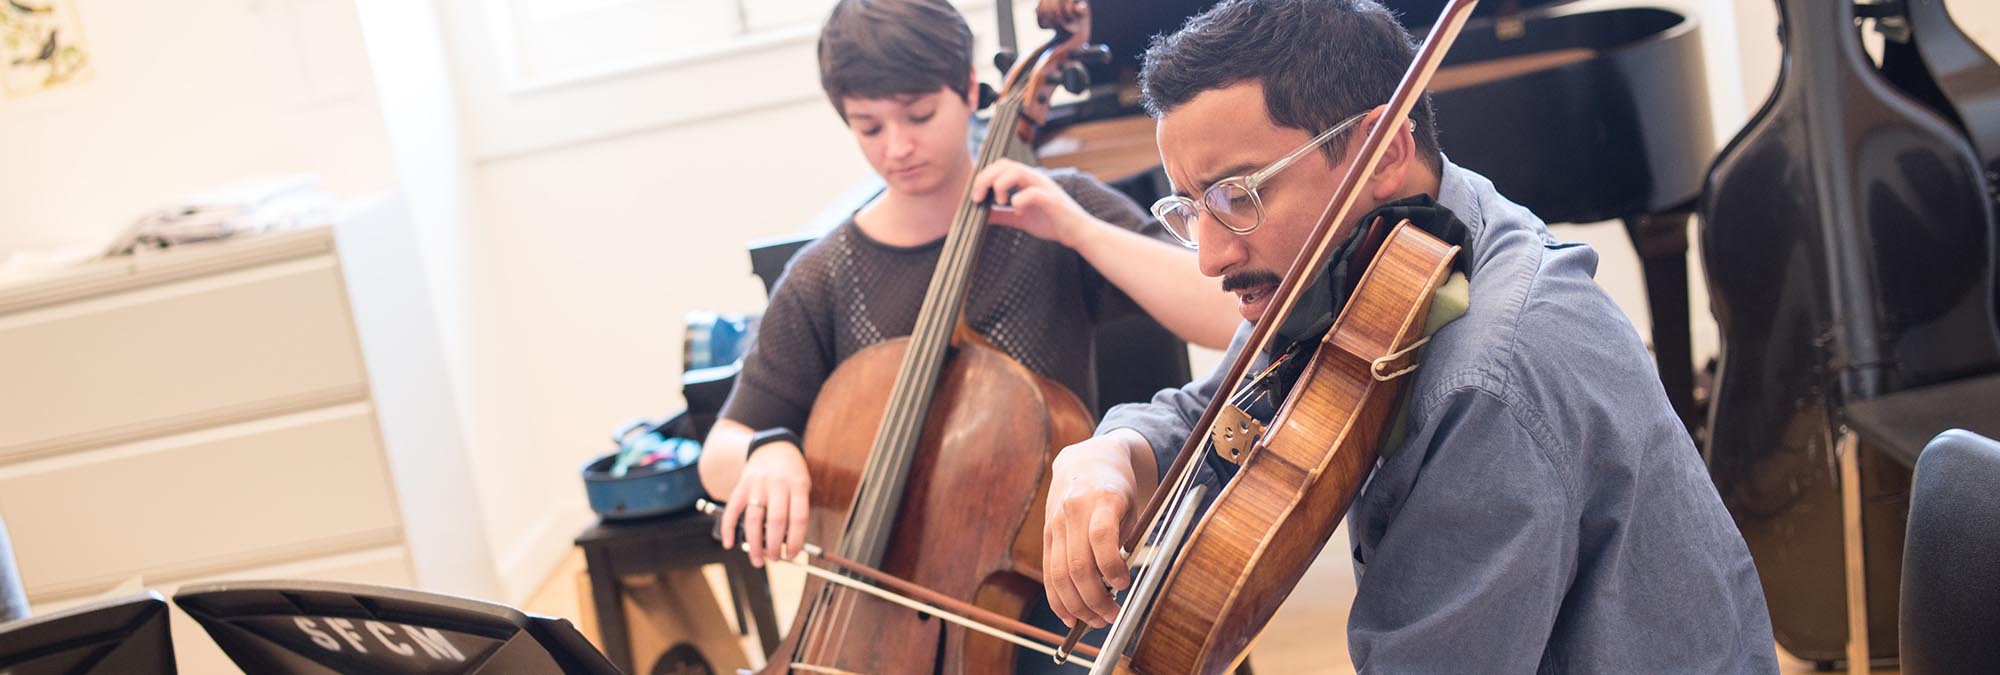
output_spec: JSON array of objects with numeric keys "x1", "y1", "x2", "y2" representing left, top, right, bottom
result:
[
  {"x1": 173, "y1": 580, "x2": 617, "y2": 675},
  {"x1": 0, "y1": 591, "x2": 176, "y2": 674}
]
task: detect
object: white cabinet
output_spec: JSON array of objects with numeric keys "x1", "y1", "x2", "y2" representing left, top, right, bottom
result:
[
  {"x1": 0, "y1": 256, "x2": 369, "y2": 461},
  {"x1": 0, "y1": 198, "x2": 490, "y2": 673}
]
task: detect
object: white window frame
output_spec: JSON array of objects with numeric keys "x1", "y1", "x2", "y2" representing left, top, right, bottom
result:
[
  {"x1": 483, "y1": 0, "x2": 838, "y2": 94},
  {"x1": 483, "y1": 0, "x2": 1003, "y2": 95}
]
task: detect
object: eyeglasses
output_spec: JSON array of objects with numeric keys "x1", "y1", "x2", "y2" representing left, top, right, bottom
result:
[{"x1": 1150, "y1": 109, "x2": 1373, "y2": 248}]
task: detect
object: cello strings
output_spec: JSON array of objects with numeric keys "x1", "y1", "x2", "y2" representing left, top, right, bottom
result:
[
  {"x1": 855, "y1": 86, "x2": 1023, "y2": 533},
  {"x1": 807, "y1": 87, "x2": 1030, "y2": 665},
  {"x1": 842, "y1": 84, "x2": 1017, "y2": 560},
  {"x1": 844, "y1": 86, "x2": 1019, "y2": 560},
  {"x1": 825, "y1": 88, "x2": 1027, "y2": 650},
  {"x1": 852, "y1": 85, "x2": 1020, "y2": 533}
]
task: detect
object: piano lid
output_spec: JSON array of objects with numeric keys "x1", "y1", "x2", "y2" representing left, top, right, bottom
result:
[
  {"x1": 1085, "y1": 0, "x2": 1580, "y2": 74},
  {"x1": 1381, "y1": 0, "x2": 1579, "y2": 29}
]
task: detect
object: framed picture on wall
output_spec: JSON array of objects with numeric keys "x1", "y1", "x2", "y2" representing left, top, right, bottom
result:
[{"x1": 1, "y1": 0, "x2": 91, "y2": 99}]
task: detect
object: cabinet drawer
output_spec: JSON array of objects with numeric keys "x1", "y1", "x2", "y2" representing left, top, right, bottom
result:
[
  {"x1": 0, "y1": 403, "x2": 402, "y2": 599},
  {"x1": 0, "y1": 256, "x2": 368, "y2": 460}
]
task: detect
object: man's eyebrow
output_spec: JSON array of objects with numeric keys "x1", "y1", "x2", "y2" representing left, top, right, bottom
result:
[{"x1": 1175, "y1": 162, "x2": 1261, "y2": 198}]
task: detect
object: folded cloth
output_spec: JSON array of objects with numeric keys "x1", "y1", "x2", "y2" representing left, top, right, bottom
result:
[{"x1": 106, "y1": 174, "x2": 335, "y2": 256}]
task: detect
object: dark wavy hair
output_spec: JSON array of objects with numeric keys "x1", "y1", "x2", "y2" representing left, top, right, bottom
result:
[
  {"x1": 1140, "y1": 0, "x2": 1442, "y2": 170},
  {"x1": 817, "y1": 0, "x2": 974, "y2": 120}
]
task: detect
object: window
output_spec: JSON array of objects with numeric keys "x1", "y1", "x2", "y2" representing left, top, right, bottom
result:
[{"x1": 486, "y1": 0, "x2": 838, "y2": 91}]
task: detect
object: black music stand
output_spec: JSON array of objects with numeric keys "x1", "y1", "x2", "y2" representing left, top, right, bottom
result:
[
  {"x1": 0, "y1": 591, "x2": 176, "y2": 675},
  {"x1": 173, "y1": 580, "x2": 617, "y2": 675}
]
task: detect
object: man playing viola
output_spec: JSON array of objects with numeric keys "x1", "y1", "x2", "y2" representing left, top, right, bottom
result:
[{"x1": 1040, "y1": 0, "x2": 1778, "y2": 671}]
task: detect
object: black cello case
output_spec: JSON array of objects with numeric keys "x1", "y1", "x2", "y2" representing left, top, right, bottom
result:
[{"x1": 1701, "y1": 0, "x2": 2000, "y2": 666}]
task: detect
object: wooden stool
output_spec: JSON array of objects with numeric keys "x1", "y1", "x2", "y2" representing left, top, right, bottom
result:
[{"x1": 575, "y1": 512, "x2": 780, "y2": 674}]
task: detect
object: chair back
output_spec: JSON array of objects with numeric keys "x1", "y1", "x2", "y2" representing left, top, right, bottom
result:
[{"x1": 1902, "y1": 429, "x2": 2000, "y2": 674}]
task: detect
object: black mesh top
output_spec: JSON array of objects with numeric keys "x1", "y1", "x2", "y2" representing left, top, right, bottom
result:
[{"x1": 721, "y1": 169, "x2": 1162, "y2": 434}]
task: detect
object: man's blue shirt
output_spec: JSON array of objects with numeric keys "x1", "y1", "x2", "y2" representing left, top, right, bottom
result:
[{"x1": 1100, "y1": 161, "x2": 1776, "y2": 673}]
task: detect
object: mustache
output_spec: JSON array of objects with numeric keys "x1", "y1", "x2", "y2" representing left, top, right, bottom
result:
[{"x1": 1221, "y1": 270, "x2": 1282, "y2": 293}]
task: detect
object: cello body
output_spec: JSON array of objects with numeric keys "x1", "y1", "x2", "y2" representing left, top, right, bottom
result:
[
  {"x1": 755, "y1": 3, "x2": 1107, "y2": 672},
  {"x1": 1700, "y1": 0, "x2": 2000, "y2": 663},
  {"x1": 760, "y1": 336, "x2": 1092, "y2": 674}
]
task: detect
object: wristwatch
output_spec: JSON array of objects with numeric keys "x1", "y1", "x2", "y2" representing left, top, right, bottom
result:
[{"x1": 746, "y1": 427, "x2": 802, "y2": 460}]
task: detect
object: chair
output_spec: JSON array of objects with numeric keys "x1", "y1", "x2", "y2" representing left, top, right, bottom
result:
[{"x1": 1900, "y1": 429, "x2": 2000, "y2": 675}]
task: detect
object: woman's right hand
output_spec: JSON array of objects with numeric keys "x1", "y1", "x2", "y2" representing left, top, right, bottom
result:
[{"x1": 718, "y1": 442, "x2": 811, "y2": 567}]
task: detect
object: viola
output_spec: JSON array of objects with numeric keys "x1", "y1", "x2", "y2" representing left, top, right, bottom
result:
[{"x1": 1052, "y1": 2, "x2": 1481, "y2": 672}]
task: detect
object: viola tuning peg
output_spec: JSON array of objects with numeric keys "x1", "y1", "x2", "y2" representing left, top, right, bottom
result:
[
  {"x1": 1078, "y1": 43, "x2": 1112, "y2": 64},
  {"x1": 1060, "y1": 62, "x2": 1090, "y2": 94}
]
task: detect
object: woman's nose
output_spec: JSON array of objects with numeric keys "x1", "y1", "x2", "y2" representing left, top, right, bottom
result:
[{"x1": 886, "y1": 125, "x2": 915, "y2": 158}]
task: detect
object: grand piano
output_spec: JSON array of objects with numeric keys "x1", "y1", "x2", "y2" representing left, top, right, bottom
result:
[{"x1": 1028, "y1": 0, "x2": 1715, "y2": 432}]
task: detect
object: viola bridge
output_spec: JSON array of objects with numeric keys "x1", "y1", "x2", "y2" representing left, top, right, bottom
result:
[{"x1": 1210, "y1": 404, "x2": 1265, "y2": 465}]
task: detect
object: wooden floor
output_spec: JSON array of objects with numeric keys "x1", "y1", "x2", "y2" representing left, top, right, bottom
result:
[{"x1": 524, "y1": 521, "x2": 1889, "y2": 673}]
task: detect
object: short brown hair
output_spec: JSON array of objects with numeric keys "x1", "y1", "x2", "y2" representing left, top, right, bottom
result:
[
  {"x1": 817, "y1": 0, "x2": 974, "y2": 119},
  {"x1": 1141, "y1": 0, "x2": 1443, "y2": 171}
]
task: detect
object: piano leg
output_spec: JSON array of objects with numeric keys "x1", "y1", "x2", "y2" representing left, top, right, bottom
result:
[{"x1": 1622, "y1": 210, "x2": 1698, "y2": 440}]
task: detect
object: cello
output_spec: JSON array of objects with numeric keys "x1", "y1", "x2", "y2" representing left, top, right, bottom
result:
[
  {"x1": 1701, "y1": 0, "x2": 2000, "y2": 666},
  {"x1": 758, "y1": 2, "x2": 1109, "y2": 673},
  {"x1": 1052, "y1": 1, "x2": 1480, "y2": 672}
]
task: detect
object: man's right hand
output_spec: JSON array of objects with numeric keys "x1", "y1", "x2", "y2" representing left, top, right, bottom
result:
[
  {"x1": 718, "y1": 442, "x2": 810, "y2": 568},
  {"x1": 1042, "y1": 431, "x2": 1148, "y2": 628}
]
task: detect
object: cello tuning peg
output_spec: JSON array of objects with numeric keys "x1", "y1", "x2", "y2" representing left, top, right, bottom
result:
[
  {"x1": 994, "y1": 48, "x2": 1019, "y2": 73},
  {"x1": 1060, "y1": 62, "x2": 1091, "y2": 94},
  {"x1": 1077, "y1": 43, "x2": 1112, "y2": 65}
]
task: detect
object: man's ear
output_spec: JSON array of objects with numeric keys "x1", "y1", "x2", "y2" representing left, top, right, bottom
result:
[{"x1": 1368, "y1": 113, "x2": 1415, "y2": 203}]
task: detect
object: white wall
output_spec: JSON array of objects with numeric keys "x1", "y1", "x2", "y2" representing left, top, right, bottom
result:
[
  {"x1": 427, "y1": 0, "x2": 1034, "y2": 602},
  {"x1": 1732, "y1": 0, "x2": 2000, "y2": 108},
  {"x1": 0, "y1": 0, "x2": 398, "y2": 256},
  {"x1": 0, "y1": 0, "x2": 514, "y2": 604},
  {"x1": 457, "y1": 96, "x2": 871, "y2": 600}
]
